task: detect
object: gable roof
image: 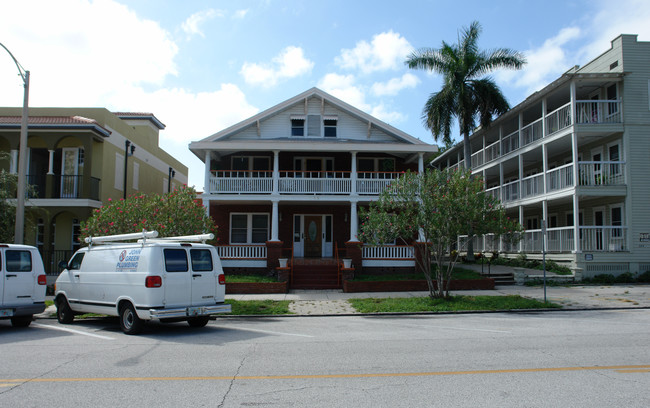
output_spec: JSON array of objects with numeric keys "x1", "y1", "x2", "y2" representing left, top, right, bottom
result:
[{"x1": 199, "y1": 87, "x2": 427, "y2": 145}]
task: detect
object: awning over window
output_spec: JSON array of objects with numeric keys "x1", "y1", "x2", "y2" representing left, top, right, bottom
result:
[
  {"x1": 323, "y1": 115, "x2": 338, "y2": 121},
  {"x1": 290, "y1": 114, "x2": 306, "y2": 120}
]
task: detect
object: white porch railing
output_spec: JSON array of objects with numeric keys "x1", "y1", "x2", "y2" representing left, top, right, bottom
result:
[
  {"x1": 578, "y1": 162, "x2": 626, "y2": 186},
  {"x1": 279, "y1": 171, "x2": 351, "y2": 194},
  {"x1": 356, "y1": 172, "x2": 400, "y2": 194},
  {"x1": 362, "y1": 245, "x2": 415, "y2": 259},
  {"x1": 501, "y1": 130, "x2": 519, "y2": 155},
  {"x1": 471, "y1": 150, "x2": 484, "y2": 168},
  {"x1": 210, "y1": 171, "x2": 273, "y2": 193},
  {"x1": 580, "y1": 226, "x2": 627, "y2": 252},
  {"x1": 545, "y1": 102, "x2": 572, "y2": 135},
  {"x1": 520, "y1": 173, "x2": 543, "y2": 199},
  {"x1": 501, "y1": 179, "x2": 519, "y2": 202},
  {"x1": 216, "y1": 245, "x2": 267, "y2": 259},
  {"x1": 485, "y1": 140, "x2": 500, "y2": 163},
  {"x1": 485, "y1": 186, "x2": 500, "y2": 201},
  {"x1": 521, "y1": 118, "x2": 543, "y2": 146},
  {"x1": 575, "y1": 100, "x2": 622, "y2": 124},
  {"x1": 546, "y1": 163, "x2": 574, "y2": 192}
]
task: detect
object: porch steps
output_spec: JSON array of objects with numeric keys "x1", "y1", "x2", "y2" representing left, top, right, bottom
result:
[
  {"x1": 483, "y1": 272, "x2": 516, "y2": 285},
  {"x1": 291, "y1": 259, "x2": 341, "y2": 289}
]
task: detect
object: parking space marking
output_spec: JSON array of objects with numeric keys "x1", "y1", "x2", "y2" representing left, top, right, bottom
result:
[{"x1": 32, "y1": 323, "x2": 115, "y2": 340}]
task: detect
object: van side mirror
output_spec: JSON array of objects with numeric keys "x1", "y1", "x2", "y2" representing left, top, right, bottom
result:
[{"x1": 58, "y1": 260, "x2": 68, "y2": 269}]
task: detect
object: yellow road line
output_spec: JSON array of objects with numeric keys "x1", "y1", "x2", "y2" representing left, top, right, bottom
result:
[{"x1": 3, "y1": 364, "x2": 649, "y2": 384}]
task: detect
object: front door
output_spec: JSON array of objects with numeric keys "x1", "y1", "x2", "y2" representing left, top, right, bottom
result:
[
  {"x1": 304, "y1": 215, "x2": 322, "y2": 257},
  {"x1": 594, "y1": 208, "x2": 604, "y2": 251}
]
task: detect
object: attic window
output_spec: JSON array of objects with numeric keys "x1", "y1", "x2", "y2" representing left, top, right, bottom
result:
[
  {"x1": 609, "y1": 61, "x2": 619, "y2": 70},
  {"x1": 291, "y1": 119, "x2": 305, "y2": 136},
  {"x1": 324, "y1": 119, "x2": 337, "y2": 137}
]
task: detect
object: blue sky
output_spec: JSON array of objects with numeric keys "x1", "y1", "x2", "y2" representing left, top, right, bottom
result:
[{"x1": 1, "y1": 0, "x2": 649, "y2": 190}]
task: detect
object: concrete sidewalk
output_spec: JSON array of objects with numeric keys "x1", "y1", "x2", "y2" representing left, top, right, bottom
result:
[
  {"x1": 39, "y1": 284, "x2": 650, "y2": 318},
  {"x1": 226, "y1": 284, "x2": 650, "y2": 315}
]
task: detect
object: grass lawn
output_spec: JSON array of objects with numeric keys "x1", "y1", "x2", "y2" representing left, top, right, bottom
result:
[
  {"x1": 351, "y1": 267, "x2": 482, "y2": 282},
  {"x1": 225, "y1": 275, "x2": 277, "y2": 283},
  {"x1": 349, "y1": 295, "x2": 560, "y2": 313},
  {"x1": 225, "y1": 299, "x2": 292, "y2": 315}
]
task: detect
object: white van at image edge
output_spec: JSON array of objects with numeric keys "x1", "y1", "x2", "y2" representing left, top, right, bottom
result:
[
  {"x1": 0, "y1": 244, "x2": 47, "y2": 327},
  {"x1": 54, "y1": 231, "x2": 231, "y2": 335}
]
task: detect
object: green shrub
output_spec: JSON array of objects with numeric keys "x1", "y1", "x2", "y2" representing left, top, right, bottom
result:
[
  {"x1": 614, "y1": 272, "x2": 635, "y2": 283},
  {"x1": 637, "y1": 271, "x2": 650, "y2": 283},
  {"x1": 590, "y1": 274, "x2": 616, "y2": 284}
]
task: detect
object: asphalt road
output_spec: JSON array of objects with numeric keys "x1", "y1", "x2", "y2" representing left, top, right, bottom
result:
[{"x1": 1, "y1": 310, "x2": 649, "y2": 407}]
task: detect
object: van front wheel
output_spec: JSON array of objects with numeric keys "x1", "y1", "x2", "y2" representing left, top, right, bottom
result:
[
  {"x1": 56, "y1": 297, "x2": 74, "y2": 324},
  {"x1": 187, "y1": 316, "x2": 210, "y2": 328},
  {"x1": 119, "y1": 303, "x2": 144, "y2": 335}
]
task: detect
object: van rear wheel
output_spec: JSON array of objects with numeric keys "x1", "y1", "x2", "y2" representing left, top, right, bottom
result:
[
  {"x1": 56, "y1": 297, "x2": 74, "y2": 324},
  {"x1": 187, "y1": 316, "x2": 210, "y2": 328},
  {"x1": 119, "y1": 303, "x2": 144, "y2": 335},
  {"x1": 11, "y1": 315, "x2": 32, "y2": 327}
]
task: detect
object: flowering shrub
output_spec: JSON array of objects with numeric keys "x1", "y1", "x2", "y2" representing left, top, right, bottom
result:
[
  {"x1": 359, "y1": 168, "x2": 522, "y2": 299},
  {"x1": 81, "y1": 185, "x2": 218, "y2": 244}
]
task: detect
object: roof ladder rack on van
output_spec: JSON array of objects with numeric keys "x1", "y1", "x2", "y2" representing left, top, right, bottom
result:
[
  {"x1": 143, "y1": 233, "x2": 215, "y2": 244},
  {"x1": 85, "y1": 230, "x2": 159, "y2": 248}
]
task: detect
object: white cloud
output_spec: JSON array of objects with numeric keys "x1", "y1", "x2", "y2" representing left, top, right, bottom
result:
[
  {"x1": 240, "y1": 46, "x2": 314, "y2": 87},
  {"x1": 336, "y1": 31, "x2": 413, "y2": 74},
  {"x1": 371, "y1": 73, "x2": 420, "y2": 96},
  {"x1": 318, "y1": 73, "x2": 370, "y2": 111},
  {"x1": 233, "y1": 9, "x2": 249, "y2": 19},
  {"x1": 0, "y1": 0, "x2": 178, "y2": 107},
  {"x1": 497, "y1": 27, "x2": 581, "y2": 94},
  {"x1": 500, "y1": 0, "x2": 650, "y2": 95},
  {"x1": 371, "y1": 103, "x2": 406, "y2": 124},
  {"x1": 181, "y1": 9, "x2": 222, "y2": 38}
]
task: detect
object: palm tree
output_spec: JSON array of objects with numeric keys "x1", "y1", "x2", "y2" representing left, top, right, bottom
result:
[
  {"x1": 406, "y1": 21, "x2": 525, "y2": 170},
  {"x1": 406, "y1": 21, "x2": 525, "y2": 259}
]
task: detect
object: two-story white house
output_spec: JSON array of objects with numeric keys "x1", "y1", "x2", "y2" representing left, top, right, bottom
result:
[
  {"x1": 190, "y1": 87, "x2": 438, "y2": 288},
  {"x1": 432, "y1": 34, "x2": 650, "y2": 279}
]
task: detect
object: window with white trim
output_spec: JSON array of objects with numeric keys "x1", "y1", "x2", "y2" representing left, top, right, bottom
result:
[
  {"x1": 291, "y1": 119, "x2": 305, "y2": 136},
  {"x1": 611, "y1": 205, "x2": 623, "y2": 238},
  {"x1": 230, "y1": 213, "x2": 269, "y2": 244},
  {"x1": 324, "y1": 118, "x2": 337, "y2": 137}
]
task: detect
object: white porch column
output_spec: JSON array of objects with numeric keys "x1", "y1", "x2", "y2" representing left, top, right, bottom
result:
[
  {"x1": 351, "y1": 151, "x2": 357, "y2": 195},
  {"x1": 417, "y1": 152, "x2": 424, "y2": 173},
  {"x1": 569, "y1": 80, "x2": 577, "y2": 127},
  {"x1": 542, "y1": 199, "x2": 548, "y2": 251},
  {"x1": 10, "y1": 149, "x2": 18, "y2": 174},
  {"x1": 272, "y1": 150, "x2": 279, "y2": 194},
  {"x1": 518, "y1": 113, "x2": 523, "y2": 148},
  {"x1": 573, "y1": 195, "x2": 580, "y2": 253},
  {"x1": 349, "y1": 200, "x2": 359, "y2": 242},
  {"x1": 271, "y1": 200, "x2": 279, "y2": 241},
  {"x1": 47, "y1": 150, "x2": 55, "y2": 175},
  {"x1": 542, "y1": 143, "x2": 548, "y2": 194},
  {"x1": 518, "y1": 205, "x2": 524, "y2": 253},
  {"x1": 204, "y1": 199, "x2": 211, "y2": 219},
  {"x1": 204, "y1": 151, "x2": 211, "y2": 194},
  {"x1": 541, "y1": 98, "x2": 547, "y2": 137}
]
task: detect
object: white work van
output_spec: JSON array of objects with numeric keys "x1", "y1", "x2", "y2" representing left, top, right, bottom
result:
[
  {"x1": 54, "y1": 231, "x2": 231, "y2": 334},
  {"x1": 0, "y1": 244, "x2": 47, "y2": 327}
]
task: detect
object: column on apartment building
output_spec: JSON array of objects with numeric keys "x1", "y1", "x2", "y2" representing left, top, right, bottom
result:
[
  {"x1": 346, "y1": 199, "x2": 362, "y2": 272},
  {"x1": 203, "y1": 151, "x2": 212, "y2": 219},
  {"x1": 10, "y1": 149, "x2": 18, "y2": 174},
  {"x1": 418, "y1": 152, "x2": 424, "y2": 173},
  {"x1": 519, "y1": 206, "x2": 524, "y2": 253},
  {"x1": 350, "y1": 151, "x2": 357, "y2": 194},
  {"x1": 44, "y1": 149, "x2": 56, "y2": 198},
  {"x1": 272, "y1": 150, "x2": 279, "y2": 193},
  {"x1": 266, "y1": 199, "x2": 283, "y2": 269},
  {"x1": 570, "y1": 80, "x2": 581, "y2": 253}
]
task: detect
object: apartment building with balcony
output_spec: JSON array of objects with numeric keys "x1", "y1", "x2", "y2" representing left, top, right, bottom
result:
[
  {"x1": 189, "y1": 87, "x2": 438, "y2": 288},
  {"x1": 432, "y1": 34, "x2": 650, "y2": 278},
  {"x1": 0, "y1": 108, "x2": 187, "y2": 274}
]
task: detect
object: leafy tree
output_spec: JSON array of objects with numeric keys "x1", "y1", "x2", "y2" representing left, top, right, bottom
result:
[
  {"x1": 359, "y1": 169, "x2": 522, "y2": 299},
  {"x1": 0, "y1": 152, "x2": 37, "y2": 243},
  {"x1": 81, "y1": 185, "x2": 218, "y2": 244},
  {"x1": 406, "y1": 21, "x2": 525, "y2": 258}
]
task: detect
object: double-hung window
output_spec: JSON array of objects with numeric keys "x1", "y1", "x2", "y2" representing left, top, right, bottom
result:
[
  {"x1": 324, "y1": 117, "x2": 337, "y2": 137},
  {"x1": 231, "y1": 213, "x2": 269, "y2": 244},
  {"x1": 291, "y1": 119, "x2": 305, "y2": 136}
]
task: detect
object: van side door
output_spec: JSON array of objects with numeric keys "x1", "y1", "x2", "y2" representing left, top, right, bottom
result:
[
  {"x1": 189, "y1": 249, "x2": 218, "y2": 306},
  {"x1": 3, "y1": 249, "x2": 36, "y2": 307}
]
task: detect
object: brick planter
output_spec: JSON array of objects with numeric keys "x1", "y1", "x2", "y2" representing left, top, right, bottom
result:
[
  {"x1": 343, "y1": 278, "x2": 494, "y2": 293},
  {"x1": 226, "y1": 281, "x2": 288, "y2": 294}
]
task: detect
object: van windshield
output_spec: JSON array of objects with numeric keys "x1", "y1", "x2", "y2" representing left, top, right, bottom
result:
[
  {"x1": 164, "y1": 249, "x2": 188, "y2": 272},
  {"x1": 190, "y1": 249, "x2": 213, "y2": 272}
]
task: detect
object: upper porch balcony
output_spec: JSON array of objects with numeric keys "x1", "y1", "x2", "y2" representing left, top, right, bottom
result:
[
  {"x1": 454, "y1": 99, "x2": 623, "y2": 170},
  {"x1": 208, "y1": 170, "x2": 402, "y2": 195}
]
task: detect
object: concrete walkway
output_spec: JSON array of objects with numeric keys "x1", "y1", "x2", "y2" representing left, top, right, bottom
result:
[{"x1": 39, "y1": 283, "x2": 650, "y2": 318}]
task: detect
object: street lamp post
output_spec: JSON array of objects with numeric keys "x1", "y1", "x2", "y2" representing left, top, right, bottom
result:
[
  {"x1": 1, "y1": 42, "x2": 30, "y2": 244},
  {"x1": 168, "y1": 167, "x2": 175, "y2": 193},
  {"x1": 124, "y1": 140, "x2": 135, "y2": 199}
]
